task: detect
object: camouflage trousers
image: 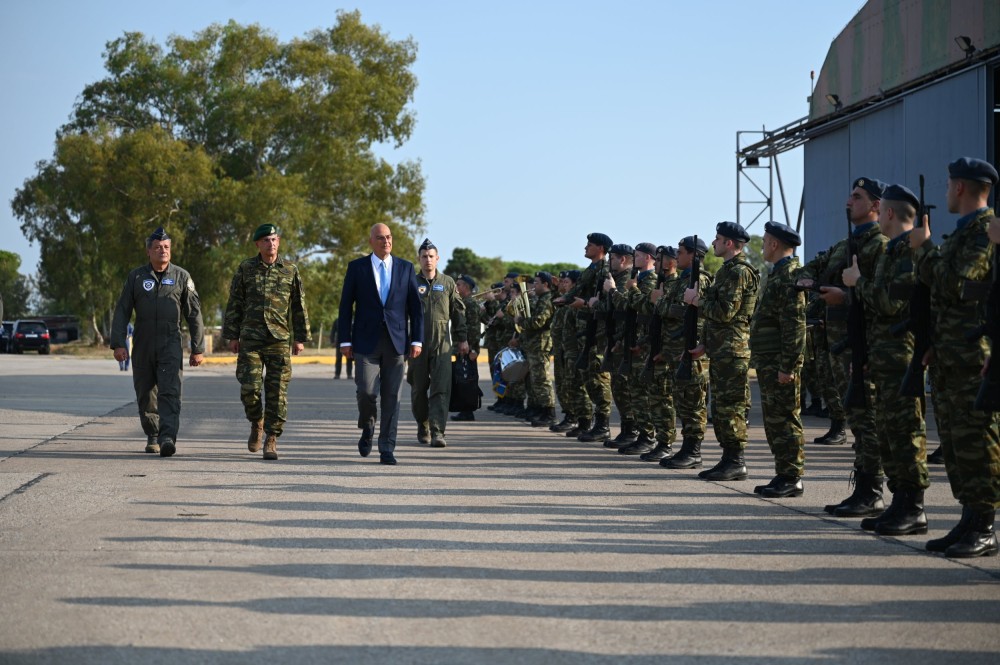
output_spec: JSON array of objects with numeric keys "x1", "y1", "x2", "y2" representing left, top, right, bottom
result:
[
  {"x1": 673, "y1": 357, "x2": 709, "y2": 442},
  {"x1": 608, "y1": 348, "x2": 635, "y2": 423},
  {"x1": 815, "y1": 326, "x2": 846, "y2": 420},
  {"x1": 832, "y1": 348, "x2": 881, "y2": 475},
  {"x1": 526, "y1": 344, "x2": 555, "y2": 408},
  {"x1": 580, "y1": 348, "x2": 612, "y2": 418},
  {"x1": 932, "y1": 360, "x2": 1000, "y2": 509},
  {"x1": 869, "y1": 359, "x2": 929, "y2": 493},
  {"x1": 558, "y1": 349, "x2": 593, "y2": 419},
  {"x1": 236, "y1": 339, "x2": 292, "y2": 437},
  {"x1": 756, "y1": 361, "x2": 805, "y2": 478},
  {"x1": 709, "y1": 356, "x2": 750, "y2": 454},
  {"x1": 643, "y1": 360, "x2": 677, "y2": 445}
]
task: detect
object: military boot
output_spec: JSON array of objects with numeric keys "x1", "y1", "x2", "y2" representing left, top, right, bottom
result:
[
  {"x1": 814, "y1": 419, "x2": 846, "y2": 445},
  {"x1": 926, "y1": 445, "x2": 944, "y2": 465},
  {"x1": 531, "y1": 407, "x2": 557, "y2": 428},
  {"x1": 578, "y1": 414, "x2": 611, "y2": 442},
  {"x1": 832, "y1": 470, "x2": 884, "y2": 518},
  {"x1": 248, "y1": 420, "x2": 264, "y2": 453},
  {"x1": 144, "y1": 435, "x2": 159, "y2": 454},
  {"x1": 700, "y1": 452, "x2": 748, "y2": 481},
  {"x1": 550, "y1": 414, "x2": 575, "y2": 432},
  {"x1": 566, "y1": 417, "x2": 590, "y2": 438},
  {"x1": 944, "y1": 508, "x2": 999, "y2": 558},
  {"x1": 802, "y1": 398, "x2": 824, "y2": 417},
  {"x1": 926, "y1": 506, "x2": 973, "y2": 552},
  {"x1": 640, "y1": 441, "x2": 673, "y2": 462},
  {"x1": 874, "y1": 489, "x2": 928, "y2": 536},
  {"x1": 619, "y1": 432, "x2": 655, "y2": 456},
  {"x1": 661, "y1": 437, "x2": 702, "y2": 469},
  {"x1": 610, "y1": 419, "x2": 638, "y2": 446},
  {"x1": 263, "y1": 433, "x2": 278, "y2": 460},
  {"x1": 521, "y1": 406, "x2": 540, "y2": 422},
  {"x1": 159, "y1": 437, "x2": 176, "y2": 458}
]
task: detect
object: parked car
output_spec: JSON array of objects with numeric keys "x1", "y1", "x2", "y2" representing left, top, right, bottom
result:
[
  {"x1": 11, "y1": 320, "x2": 51, "y2": 354},
  {"x1": 0, "y1": 321, "x2": 12, "y2": 353}
]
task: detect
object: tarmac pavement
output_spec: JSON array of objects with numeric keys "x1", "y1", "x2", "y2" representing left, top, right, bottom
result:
[{"x1": 0, "y1": 355, "x2": 998, "y2": 663}]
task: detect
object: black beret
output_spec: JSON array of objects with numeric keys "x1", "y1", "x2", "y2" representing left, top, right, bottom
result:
[
  {"x1": 566, "y1": 270, "x2": 582, "y2": 283},
  {"x1": 148, "y1": 226, "x2": 171, "y2": 242},
  {"x1": 882, "y1": 184, "x2": 919, "y2": 210},
  {"x1": 505, "y1": 271, "x2": 520, "y2": 280},
  {"x1": 716, "y1": 221, "x2": 750, "y2": 243},
  {"x1": 534, "y1": 271, "x2": 554, "y2": 285},
  {"x1": 657, "y1": 245, "x2": 678, "y2": 259},
  {"x1": 634, "y1": 242, "x2": 658, "y2": 256},
  {"x1": 679, "y1": 236, "x2": 709, "y2": 254},
  {"x1": 253, "y1": 224, "x2": 278, "y2": 241},
  {"x1": 852, "y1": 177, "x2": 886, "y2": 200},
  {"x1": 763, "y1": 221, "x2": 801, "y2": 247},
  {"x1": 587, "y1": 232, "x2": 613, "y2": 251},
  {"x1": 491, "y1": 281, "x2": 504, "y2": 289},
  {"x1": 419, "y1": 238, "x2": 437, "y2": 252},
  {"x1": 609, "y1": 243, "x2": 634, "y2": 256},
  {"x1": 458, "y1": 274, "x2": 477, "y2": 289},
  {"x1": 948, "y1": 157, "x2": 998, "y2": 185}
]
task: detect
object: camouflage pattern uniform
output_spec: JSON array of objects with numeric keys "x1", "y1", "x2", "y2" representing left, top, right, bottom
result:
[
  {"x1": 550, "y1": 300, "x2": 572, "y2": 418},
  {"x1": 701, "y1": 254, "x2": 759, "y2": 456},
  {"x1": 913, "y1": 206, "x2": 1000, "y2": 510},
  {"x1": 111, "y1": 262, "x2": 205, "y2": 445},
  {"x1": 562, "y1": 259, "x2": 613, "y2": 420},
  {"x1": 856, "y1": 230, "x2": 928, "y2": 493},
  {"x1": 750, "y1": 256, "x2": 806, "y2": 478},
  {"x1": 408, "y1": 271, "x2": 466, "y2": 437},
  {"x1": 222, "y1": 255, "x2": 310, "y2": 437},
  {"x1": 481, "y1": 297, "x2": 503, "y2": 368},
  {"x1": 599, "y1": 269, "x2": 635, "y2": 428},
  {"x1": 614, "y1": 268, "x2": 659, "y2": 441},
  {"x1": 519, "y1": 289, "x2": 555, "y2": 408},
  {"x1": 463, "y1": 294, "x2": 481, "y2": 356},
  {"x1": 560, "y1": 298, "x2": 593, "y2": 423}
]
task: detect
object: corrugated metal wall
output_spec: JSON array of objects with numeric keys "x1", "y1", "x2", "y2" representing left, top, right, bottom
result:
[{"x1": 803, "y1": 66, "x2": 989, "y2": 260}]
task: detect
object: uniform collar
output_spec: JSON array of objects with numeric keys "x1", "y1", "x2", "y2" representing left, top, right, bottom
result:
[
  {"x1": 852, "y1": 221, "x2": 877, "y2": 237},
  {"x1": 887, "y1": 229, "x2": 911, "y2": 252},
  {"x1": 770, "y1": 255, "x2": 794, "y2": 273},
  {"x1": 956, "y1": 207, "x2": 991, "y2": 231}
]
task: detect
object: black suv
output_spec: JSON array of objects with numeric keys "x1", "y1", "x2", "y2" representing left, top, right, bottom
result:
[
  {"x1": 11, "y1": 320, "x2": 51, "y2": 354},
  {"x1": 0, "y1": 321, "x2": 12, "y2": 353}
]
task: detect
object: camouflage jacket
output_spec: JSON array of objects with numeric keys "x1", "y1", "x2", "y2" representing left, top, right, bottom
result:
[
  {"x1": 750, "y1": 256, "x2": 805, "y2": 373},
  {"x1": 462, "y1": 294, "x2": 481, "y2": 353},
  {"x1": 700, "y1": 254, "x2": 759, "y2": 359},
  {"x1": 914, "y1": 206, "x2": 995, "y2": 368},
  {"x1": 550, "y1": 299, "x2": 569, "y2": 355},
  {"x1": 856, "y1": 230, "x2": 916, "y2": 369},
  {"x1": 519, "y1": 290, "x2": 554, "y2": 353},
  {"x1": 223, "y1": 255, "x2": 310, "y2": 344},
  {"x1": 658, "y1": 268, "x2": 712, "y2": 358},
  {"x1": 597, "y1": 269, "x2": 630, "y2": 348},
  {"x1": 615, "y1": 268, "x2": 658, "y2": 352}
]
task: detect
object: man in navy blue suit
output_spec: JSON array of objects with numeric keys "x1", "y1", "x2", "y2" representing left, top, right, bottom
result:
[{"x1": 338, "y1": 223, "x2": 424, "y2": 464}]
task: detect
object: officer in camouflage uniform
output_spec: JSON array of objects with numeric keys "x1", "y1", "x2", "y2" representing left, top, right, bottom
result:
[
  {"x1": 798, "y1": 177, "x2": 886, "y2": 517},
  {"x1": 750, "y1": 222, "x2": 806, "y2": 498},
  {"x1": 518, "y1": 271, "x2": 557, "y2": 427},
  {"x1": 556, "y1": 233, "x2": 614, "y2": 442},
  {"x1": 555, "y1": 270, "x2": 594, "y2": 436},
  {"x1": 843, "y1": 184, "x2": 929, "y2": 535},
  {"x1": 111, "y1": 226, "x2": 206, "y2": 457},
  {"x1": 614, "y1": 242, "x2": 662, "y2": 456},
  {"x1": 549, "y1": 271, "x2": 574, "y2": 431},
  {"x1": 450, "y1": 274, "x2": 481, "y2": 422},
  {"x1": 223, "y1": 223, "x2": 310, "y2": 461},
  {"x1": 660, "y1": 236, "x2": 713, "y2": 469},
  {"x1": 911, "y1": 157, "x2": 1000, "y2": 558},
  {"x1": 684, "y1": 222, "x2": 759, "y2": 481},
  {"x1": 638, "y1": 246, "x2": 679, "y2": 461},
  {"x1": 482, "y1": 282, "x2": 506, "y2": 410},
  {"x1": 499, "y1": 279, "x2": 529, "y2": 416},
  {"x1": 408, "y1": 239, "x2": 468, "y2": 447},
  {"x1": 598, "y1": 243, "x2": 637, "y2": 448}
]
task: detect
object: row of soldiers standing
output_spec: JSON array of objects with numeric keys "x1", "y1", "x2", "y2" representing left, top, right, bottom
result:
[{"x1": 471, "y1": 156, "x2": 1000, "y2": 560}]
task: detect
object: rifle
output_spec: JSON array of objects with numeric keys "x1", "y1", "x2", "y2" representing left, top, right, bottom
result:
[
  {"x1": 599, "y1": 265, "x2": 624, "y2": 371},
  {"x1": 641, "y1": 271, "x2": 668, "y2": 381},
  {"x1": 676, "y1": 236, "x2": 701, "y2": 381},
  {"x1": 974, "y1": 188, "x2": 1000, "y2": 410},
  {"x1": 616, "y1": 267, "x2": 640, "y2": 374},
  {"x1": 575, "y1": 259, "x2": 606, "y2": 370},
  {"x1": 896, "y1": 174, "x2": 935, "y2": 397},
  {"x1": 843, "y1": 210, "x2": 868, "y2": 408}
]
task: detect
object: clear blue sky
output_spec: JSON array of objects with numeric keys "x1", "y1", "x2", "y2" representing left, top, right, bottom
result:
[{"x1": 0, "y1": 0, "x2": 862, "y2": 275}]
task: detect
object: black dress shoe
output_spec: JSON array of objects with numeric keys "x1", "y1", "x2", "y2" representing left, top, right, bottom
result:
[
  {"x1": 759, "y1": 476, "x2": 804, "y2": 498},
  {"x1": 379, "y1": 452, "x2": 397, "y2": 465},
  {"x1": 358, "y1": 426, "x2": 374, "y2": 457}
]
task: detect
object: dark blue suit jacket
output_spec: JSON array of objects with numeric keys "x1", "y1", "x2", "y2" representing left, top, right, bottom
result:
[{"x1": 338, "y1": 254, "x2": 423, "y2": 355}]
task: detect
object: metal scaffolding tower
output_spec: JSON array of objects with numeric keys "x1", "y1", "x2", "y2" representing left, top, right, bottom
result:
[{"x1": 736, "y1": 115, "x2": 810, "y2": 233}]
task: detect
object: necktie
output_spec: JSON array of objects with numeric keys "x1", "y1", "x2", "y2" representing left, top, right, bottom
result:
[{"x1": 379, "y1": 260, "x2": 389, "y2": 305}]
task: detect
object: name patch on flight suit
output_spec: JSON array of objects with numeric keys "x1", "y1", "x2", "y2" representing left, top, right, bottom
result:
[
  {"x1": 162, "y1": 278, "x2": 175, "y2": 285},
  {"x1": 432, "y1": 284, "x2": 445, "y2": 291}
]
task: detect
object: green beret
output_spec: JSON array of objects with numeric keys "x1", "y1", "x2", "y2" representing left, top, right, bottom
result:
[{"x1": 253, "y1": 224, "x2": 279, "y2": 241}]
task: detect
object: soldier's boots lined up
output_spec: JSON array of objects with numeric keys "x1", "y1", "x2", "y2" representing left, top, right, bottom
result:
[
  {"x1": 860, "y1": 489, "x2": 927, "y2": 535},
  {"x1": 578, "y1": 415, "x2": 611, "y2": 442},
  {"x1": 926, "y1": 506, "x2": 973, "y2": 552},
  {"x1": 754, "y1": 475, "x2": 804, "y2": 498},
  {"x1": 942, "y1": 509, "x2": 998, "y2": 559},
  {"x1": 661, "y1": 438, "x2": 702, "y2": 469},
  {"x1": 608, "y1": 420, "x2": 638, "y2": 447},
  {"x1": 248, "y1": 420, "x2": 264, "y2": 453},
  {"x1": 566, "y1": 418, "x2": 591, "y2": 438},
  {"x1": 618, "y1": 433, "x2": 655, "y2": 456},
  {"x1": 144, "y1": 435, "x2": 159, "y2": 454},
  {"x1": 159, "y1": 438, "x2": 176, "y2": 458},
  {"x1": 263, "y1": 434, "x2": 278, "y2": 460},
  {"x1": 639, "y1": 441, "x2": 673, "y2": 462},
  {"x1": 827, "y1": 470, "x2": 884, "y2": 517},
  {"x1": 699, "y1": 453, "x2": 748, "y2": 481},
  {"x1": 531, "y1": 407, "x2": 557, "y2": 428},
  {"x1": 550, "y1": 414, "x2": 576, "y2": 433},
  {"x1": 813, "y1": 419, "x2": 847, "y2": 445}
]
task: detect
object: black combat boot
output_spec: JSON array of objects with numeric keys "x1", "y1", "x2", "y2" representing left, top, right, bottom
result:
[
  {"x1": 610, "y1": 419, "x2": 638, "y2": 446},
  {"x1": 618, "y1": 432, "x2": 655, "y2": 456},
  {"x1": 578, "y1": 414, "x2": 611, "y2": 442},
  {"x1": 531, "y1": 407, "x2": 557, "y2": 428},
  {"x1": 926, "y1": 445, "x2": 944, "y2": 465},
  {"x1": 944, "y1": 508, "x2": 999, "y2": 558},
  {"x1": 756, "y1": 475, "x2": 804, "y2": 498},
  {"x1": 566, "y1": 417, "x2": 591, "y2": 438},
  {"x1": 640, "y1": 441, "x2": 673, "y2": 462},
  {"x1": 802, "y1": 398, "x2": 824, "y2": 417},
  {"x1": 550, "y1": 414, "x2": 575, "y2": 432},
  {"x1": 926, "y1": 506, "x2": 973, "y2": 552},
  {"x1": 661, "y1": 438, "x2": 702, "y2": 469},
  {"x1": 832, "y1": 470, "x2": 885, "y2": 518},
  {"x1": 814, "y1": 419, "x2": 847, "y2": 445},
  {"x1": 521, "y1": 406, "x2": 540, "y2": 421},
  {"x1": 700, "y1": 452, "x2": 748, "y2": 481},
  {"x1": 874, "y1": 489, "x2": 928, "y2": 536}
]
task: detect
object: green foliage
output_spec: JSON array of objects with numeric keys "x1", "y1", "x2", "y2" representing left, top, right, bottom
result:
[
  {"x1": 0, "y1": 250, "x2": 33, "y2": 320},
  {"x1": 443, "y1": 247, "x2": 505, "y2": 286},
  {"x1": 505, "y1": 261, "x2": 582, "y2": 279},
  {"x1": 13, "y1": 13, "x2": 424, "y2": 337}
]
